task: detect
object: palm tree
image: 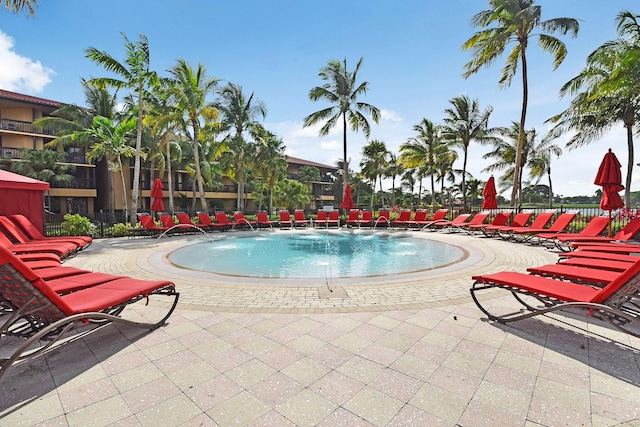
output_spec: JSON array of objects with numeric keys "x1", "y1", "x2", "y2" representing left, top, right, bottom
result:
[
  {"x1": 547, "y1": 11, "x2": 640, "y2": 207},
  {"x1": 254, "y1": 129, "x2": 287, "y2": 213},
  {"x1": 216, "y1": 83, "x2": 267, "y2": 211},
  {"x1": 385, "y1": 153, "x2": 402, "y2": 208},
  {"x1": 360, "y1": 139, "x2": 389, "y2": 210},
  {"x1": 2, "y1": 0, "x2": 38, "y2": 15},
  {"x1": 77, "y1": 117, "x2": 137, "y2": 217},
  {"x1": 10, "y1": 149, "x2": 75, "y2": 186},
  {"x1": 434, "y1": 149, "x2": 459, "y2": 207},
  {"x1": 399, "y1": 119, "x2": 448, "y2": 213},
  {"x1": 442, "y1": 95, "x2": 495, "y2": 212},
  {"x1": 273, "y1": 179, "x2": 310, "y2": 211},
  {"x1": 462, "y1": 0, "x2": 579, "y2": 206},
  {"x1": 164, "y1": 59, "x2": 219, "y2": 212},
  {"x1": 86, "y1": 33, "x2": 157, "y2": 225},
  {"x1": 528, "y1": 142, "x2": 562, "y2": 208},
  {"x1": 303, "y1": 57, "x2": 381, "y2": 196}
]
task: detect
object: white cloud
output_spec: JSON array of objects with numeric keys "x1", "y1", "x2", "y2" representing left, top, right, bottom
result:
[
  {"x1": 380, "y1": 109, "x2": 403, "y2": 123},
  {"x1": 0, "y1": 31, "x2": 54, "y2": 93}
]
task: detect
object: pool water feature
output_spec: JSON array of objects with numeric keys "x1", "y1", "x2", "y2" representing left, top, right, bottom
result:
[{"x1": 168, "y1": 231, "x2": 466, "y2": 279}]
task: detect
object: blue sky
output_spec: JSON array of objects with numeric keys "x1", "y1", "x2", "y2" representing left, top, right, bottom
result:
[{"x1": 1, "y1": 0, "x2": 639, "y2": 198}]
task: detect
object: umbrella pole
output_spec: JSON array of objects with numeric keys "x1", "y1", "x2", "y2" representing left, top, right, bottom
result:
[{"x1": 608, "y1": 210, "x2": 612, "y2": 238}]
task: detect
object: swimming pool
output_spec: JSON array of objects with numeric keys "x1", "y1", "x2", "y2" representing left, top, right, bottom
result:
[{"x1": 168, "y1": 231, "x2": 466, "y2": 279}]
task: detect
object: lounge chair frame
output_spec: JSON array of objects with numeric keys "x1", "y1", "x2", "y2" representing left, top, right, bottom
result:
[
  {"x1": 470, "y1": 267, "x2": 640, "y2": 338},
  {"x1": 0, "y1": 259, "x2": 179, "y2": 382}
]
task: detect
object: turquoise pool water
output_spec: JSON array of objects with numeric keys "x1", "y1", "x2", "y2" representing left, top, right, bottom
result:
[{"x1": 168, "y1": 231, "x2": 466, "y2": 279}]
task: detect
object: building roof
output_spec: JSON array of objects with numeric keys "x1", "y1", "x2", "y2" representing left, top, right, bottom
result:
[
  {"x1": 287, "y1": 156, "x2": 338, "y2": 171},
  {"x1": 0, "y1": 89, "x2": 61, "y2": 108}
]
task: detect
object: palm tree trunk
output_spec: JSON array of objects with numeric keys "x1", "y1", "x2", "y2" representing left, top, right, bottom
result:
[
  {"x1": 462, "y1": 149, "x2": 468, "y2": 211},
  {"x1": 391, "y1": 176, "x2": 396, "y2": 208},
  {"x1": 430, "y1": 173, "x2": 435, "y2": 215},
  {"x1": 547, "y1": 168, "x2": 553, "y2": 209},
  {"x1": 108, "y1": 165, "x2": 116, "y2": 223},
  {"x1": 342, "y1": 112, "x2": 348, "y2": 201},
  {"x1": 625, "y1": 122, "x2": 634, "y2": 207},
  {"x1": 118, "y1": 157, "x2": 128, "y2": 215},
  {"x1": 511, "y1": 51, "x2": 529, "y2": 208},
  {"x1": 130, "y1": 86, "x2": 144, "y2": 225},
  {"x1": 166, "y1": 139, "x2": 174, "y2": 215}
]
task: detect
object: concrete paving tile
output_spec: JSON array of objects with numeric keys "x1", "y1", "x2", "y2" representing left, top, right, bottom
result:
[
  {"x1": 527, "y1": 396, "x2": 592, "y2": 427},
  {"x1": 280, "y1": 356, "x2": 331, "y2": 387},
  {"x1": 472, "y1": 379, "x2": 532, "y2": 418},
  {"x1": 166, "y1": 360, "x2": 220, "y2": 391},
  {"x1": 286, "y1": 334, "x2": 328, "y2": 354},
  {"x1": 121, "y1": 376, "x2": 182, "y2": 413},
  {"x1": 110, "y1": 363, "x2": 165, "y2": 393},
  {"x1": 391, "y1": 353, "x2": 439, "y2": 382},
  {"x1": 308, "y1": 343, "x2": 354, "y2": 369},
  {"x1": 0, "y1": 393, "x2": 64, "y2": 427},
  {"x1": 427, "y1": 365, "x2": 481, "y2": 399},
  {"x1": 275, "y1": 389, "x2": 337, "y2": 426},
  {"x1": 135, "y1": 394, "x2": 203, "y2": 427},
  {"x1": 66, "y1": 395, "x2": 132, "y2": 427},
  {"x1": 184, "y1": 374, "x2": 243, "y2": 411},
  {"x1": 316, "y1": 407, "x2": 376, "y2": 427},
  {"x1": 336, "y1": 355, "x2": 385, "y2": 384},
  {"x1": 256, "y1": 345, "x2": 303, "y2": 371},
  {"x1": 225, "y1": 359, "x2": 277, "y2": 388},
  {"x1": 249, "y1": 372, "x2": 305, "y2": 407},
  {"x1": 58, "y1": 377, "x2": 119, "y2": 413},
  {"x1": 343, "y1": 386, "x2": 404, "y2": 426},
  {"x1": 359, "y1": 342, "x2": 403, "y2": 367},
  {"x1": 368, "y1": 369, "x2": 424, "y2": 402},
  {"x1": 387, "y1": 404, "x2": 449, "y2": 426},
  {"x1": 309, "y1": 370, "x2": 365, "y2": 405},
  {"x1": 458, "y1": 399, "x2": 526, "y2": 427},
  {"x1": 251, "y1": 410, "x2": 297, "y2": 426},
  {"x1": 591, "y1": 392, "x2": 640, "y2": 423},
  {"x1": 409, "y1": 383, "x2": 469, "y2": 424}
]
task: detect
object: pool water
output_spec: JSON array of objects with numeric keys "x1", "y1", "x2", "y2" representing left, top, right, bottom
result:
[{"x1": 168, "y1": 231, "x2": 465, "y2": 279}]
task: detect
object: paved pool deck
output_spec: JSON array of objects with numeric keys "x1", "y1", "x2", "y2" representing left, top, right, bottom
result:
[{"x1": 1, "y1": 229, "x2": 639, "y2": 426}]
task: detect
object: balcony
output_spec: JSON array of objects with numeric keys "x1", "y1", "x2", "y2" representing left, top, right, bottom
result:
[
  {"x1": 50, "y1": 177, "x2": 95, "y2": 189},
  {"x1": 0, "y1": 147, "x2": 88, "y2": 164},
  {"x1": 0, "y1": 118, "x2": 57, "y2": 136}
]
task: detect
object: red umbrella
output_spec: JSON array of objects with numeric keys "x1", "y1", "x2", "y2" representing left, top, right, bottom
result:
[
  {"x1": 339, "y1": 184, "x2": 355, "y2": 210},
  {"x1": 595, "y1": 149, "x2": 624, "y2": 237},
  {"x1": 481, "y1": 176, "x2": 498, "y2": 210},
  {"x1": 150, "y1": 178, "x2": 165, "y2": 212}
]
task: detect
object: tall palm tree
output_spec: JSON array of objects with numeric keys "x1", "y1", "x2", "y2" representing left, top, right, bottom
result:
[
  {"x1": 164, "y1": 59, "x2": 219, "y2": 211},
  {"x1": 216, "y1": 83, "x2": 267, "y2": 211},
  {"x1": 384, "y1": 153, "x2": 402, "y2": 208},
  {"x1": 399, "y1": 119, "x2": 447, "y2": 213},
  {"x1": 2, "y1": 0, "x2": 37, "y2": 15},
  {"x1": 78, "y1": 117, "x2": 137, "y2": 216},
  {"x1": 86, "y1": 33, "x2": 157, "y2": 225},
  {"x1": 548, "y1": 11, "x2": 640, "y2": 207},
  {"x1": 360, "y1": 139, "x2": 389, "y2": 210},
  {"x1": 462, "y1": 0, "x2": 579, "y2": 206},
  {"x1": 254, "y1": 129, "x2": 287, "y2": 213},
  {"x1": 303, "y1": 57, "x2": 381, "y2": 195},
  {"x1": 442, "y1": 95, "x2": 495, "y2": 212}
]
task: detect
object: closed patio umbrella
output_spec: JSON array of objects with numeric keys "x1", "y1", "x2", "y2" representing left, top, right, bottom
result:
[
  {"x1": 481, "y1": 176, "x2": 498, "y2": 210},
  {"x1": 595, "y1": 149, "x2": 624, "y2": 237},
  {"x1": 340, "y1": 184, "x2": 355, "y2": 211},
  {"x1": 150, "y1": 178, "x2": 165, "y2": 213}
]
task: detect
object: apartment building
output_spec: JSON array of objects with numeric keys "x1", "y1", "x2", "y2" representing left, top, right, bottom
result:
[{"x1": 0, "y1": 89, "x2": 336, "y2": 215}]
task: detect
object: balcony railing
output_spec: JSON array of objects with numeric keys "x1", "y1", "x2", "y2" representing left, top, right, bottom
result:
[
  {"x1": 0, "y1": 147, "x2": 88, "y2": 164},
  {"x1": 0, "y1": 118, "x2": 57, "y2": 136},
  {"x1": 50, "y1": 177, "x2": 95, "y2": 189}
]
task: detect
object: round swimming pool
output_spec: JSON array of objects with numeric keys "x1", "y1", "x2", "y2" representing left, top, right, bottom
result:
[{"x1": 168, "y1": 231, "x2": 466, "y2": 279}]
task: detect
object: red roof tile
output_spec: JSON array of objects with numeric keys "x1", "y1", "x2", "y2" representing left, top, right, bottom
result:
[
  {"x1": 0, "y1": 89, "x2": 61, "y2": 108},
  {"x1": 286, "y1": 156, "x2": 337, "y2": 170}
]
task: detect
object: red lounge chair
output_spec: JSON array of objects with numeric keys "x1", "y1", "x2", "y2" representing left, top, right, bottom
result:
[
  {"x1": 470, "y1": 258, "x2": 640, "y2": 338},
  {"x1": 498, "y1": 210, "x2": 556, "y2": 240},
  {"x1": 9, "y1": 214, "x2": 92, "y2": 249},
  {"x1": 327, "y1": 210, "x2": 340, "y2": 228},
  {"x1": 196, "y1": 212, "x2": 228, "y2": 231},
  {"x1": 0, "y1": 216, "x2": 78, "y2": 253},
  {"x1": 466, "y1": 212, "x2": 511, "y2": 234},
  {"x1": 313, "y1": 211, "x2": 328, "y2": 228},
  {"x1": 0, "y1": 245, "x2": 178, "y2": 381},
  {"x1": 568, "y1": 242, "x2": 640, "y2": 254},
  {"x1": 0, "y1": 227, "x2": 73, "y2": 259},
  {"x1": 233, "y1": 212, "x2": 257, "y2": 230},
  {"x1": 345, "y1": 210, "x2": 360, "y2": 227},
  {"x1": 423, "y1": 213, "x2": 472, "y2": 231},
  {"x1": 293, "y1": 210, "x2": 310, "y2": 228},
  {"x1": 176, "y1": 213, "x2": 194, "y2": 226},
  {"x1": 216, "y1": 212, "x2": 241, "y2": 230},
  {"x1": 509, "y1": 211, "x2": 579, "y2": 243},
  {"x1": 391, "y1": 210, "x2": 412, "y2": 228},
  {"x1": 138, "y1": 214, "x2": 171, "y2": 236},
  {"x1": 256, "y1": 212, "x2": 276, "y2": 229},
  {"x1": 481, "y1": 211, "x2": 533, "y2": 237},
  {"x1": 526, "y1": 264, "x2": 620, "y2": 286},
  {"x1": 373, "y1": 211, "x2": 390, "y2": 228},
  {"x1": 562, "y1": 217, "x2": 640, "y2": 246},
  {"x1": 279, "y1": 211, "x2": 293, "y2": 229},
  {"x1": 160, "y1": 213, "x2": 194, "y2": 233},
  {"x1": 358, "y1": 211, "x2": 374, "y2": 227},
  {"x1": 560, "y1": 257, "x2": 632, "y2": 272},
  {"x1": 537, "y1": 215, "x2": 611, "y2": 250},
  {"x1": 404, "y1": 209, "x2": 428, "y2": 228},
  {"x1": 560, "y1": 250, "x2": 640, "y2": 263},
  {"x1": 447, "y1": 212, "x2": 492, "y2": 233}
]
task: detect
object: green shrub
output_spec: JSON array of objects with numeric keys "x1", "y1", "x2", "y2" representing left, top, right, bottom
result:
[
  {"x1": 61, "y1": 213, "x2": 97, "y2": 237},
  {"x1": 111, "y1": 222, "x2": 132, "y2": 237}
]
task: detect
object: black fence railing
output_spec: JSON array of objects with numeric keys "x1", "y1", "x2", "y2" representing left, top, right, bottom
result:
[
  {"x1": 44, "y1": 205, "x2": 637, "y2": 239},
  {"x1": 0, "y1": 118, "x2": 57, "y2": 136}
]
